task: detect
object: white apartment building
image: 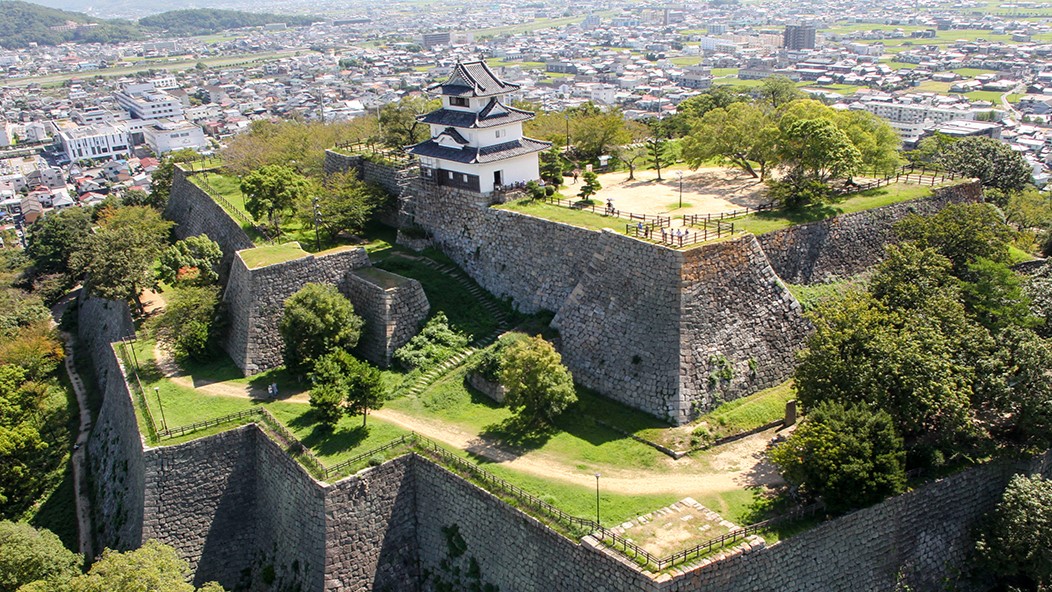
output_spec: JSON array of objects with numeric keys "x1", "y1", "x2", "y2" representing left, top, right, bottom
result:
[
  {"x1": 142, "y1": 119, "x2": 207, "y2": 155},
  {"x1": 56, "y1": 123, "x2": 130, "y2": 162},
  {"x1": 114, "y1": 83, "x2": 184, "y2": 121}
]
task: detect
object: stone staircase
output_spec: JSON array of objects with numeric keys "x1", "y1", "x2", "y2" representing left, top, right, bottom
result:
[{"x1": 395, "y1": 255, "x2": 512, "y2": 398}]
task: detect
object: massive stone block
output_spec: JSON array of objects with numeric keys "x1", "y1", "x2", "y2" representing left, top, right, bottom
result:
[{"x1": 342, "y1": 268, "x2": 430, "y2": 367}]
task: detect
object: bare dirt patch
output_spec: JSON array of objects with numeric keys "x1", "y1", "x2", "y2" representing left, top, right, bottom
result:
[
  {"x1": 586, "y1": 166, "x2": 767, "y2": 217},
  {"x1": 612, "y1": 498, "x2": 738, "y2": 557}
]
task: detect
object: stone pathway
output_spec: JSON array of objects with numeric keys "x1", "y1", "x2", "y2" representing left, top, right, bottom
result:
[
  {"x1": 610, "y1": 497, "x2": 741, "y2": 557},
  {"x1": 51, "y1": 292, "x2": 94, "y2": 561}
]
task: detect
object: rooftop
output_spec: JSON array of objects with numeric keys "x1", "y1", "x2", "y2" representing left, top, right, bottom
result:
[
  {"x1": 418, "y1": 99, "x2": 534, "y2": 129},
  {"x1": 409, "y1": 136, "x2": 550, "y2": 164},
  {"x1": 428, "y1": 60, "x2": 520, "y2": 98}
]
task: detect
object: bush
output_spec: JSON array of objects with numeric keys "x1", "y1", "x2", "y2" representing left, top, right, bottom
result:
[
  {"x1": 279, "y1": 284, "x2": 363, "y2": 375},
  {"x1": 525, "y1": 181, "x2": 545, "y2": 200},
  {"x1": 544, "y1": 185, "x2": 556, "y2": 197},
  {"x1": 976, "y1": 474, "x2": 1052, "y2": 590},
  {"x1": 498, "y1": 335, "x2": 577, "y2": 428},
  {"x1": 470, "y1": 333, "x2": 526, "y2": 382},
  {"x1": 769, "y1": 400, "x2": 906, "y2": 513},
  {"x1": 393, "y1": 312, "x2": 468, "y2": 371},
  {"x1": 151, "y1": 286, "x2": 222, "y2": 362}
]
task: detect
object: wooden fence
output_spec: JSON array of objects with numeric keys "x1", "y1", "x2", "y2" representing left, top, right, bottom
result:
[
  {"x1": 191, "y1": 173, "x2": 274, "y2": 242},
  {"x1": 542, "y1": 195, "x2": 671, "y2": 227}
]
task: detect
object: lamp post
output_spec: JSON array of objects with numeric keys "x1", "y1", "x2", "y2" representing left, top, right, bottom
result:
[
  {"x1": 564, "y1": 113, "x2": 570, "y2": 151},
  {"x1": 595, "y1": 473, "x2": 601, "y2": 527},
  {"x1": 676, "y1": 170, "x2": 684, "y2": 209},
  {"x1": 154, "y1": 386, "x2": 168, "y2": 432}
]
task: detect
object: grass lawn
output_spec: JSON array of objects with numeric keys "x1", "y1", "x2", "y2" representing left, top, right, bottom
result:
[
  {"x1": 952, "y1": 67, "x2": 998, "y2": 77},
  {"x1": 964, "y1": 90, "x2": 1007, "y2": 103},
  {"x1": 374, "y1": 254, "x2": 500, "y2": 341},
  {"x1": 239, "y1": 242, "x2": 309, "y2": 269},
  {"x1": 723, "y1": 182, "x2": 939, "y2": 236},
  {"x1": 699, "y1": 381, "x2": 795, "y2": 437},
  {"x1": 388, "y1": 366, "x2": 673, "y2": 473},
  {"x1": 496, "y1": 199, "x2": 626, "y2": 234},
  {"x1": 711, "y1": 68, "x2": 739, "y2": 78}
]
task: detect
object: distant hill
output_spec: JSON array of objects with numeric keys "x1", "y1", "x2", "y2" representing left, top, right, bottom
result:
[
  {"x1": 139, "y1": 8, "x2": 318, "y2": 37},
  {"x1": 0, "y1": 0, "x2": 141, "y2": 48}
]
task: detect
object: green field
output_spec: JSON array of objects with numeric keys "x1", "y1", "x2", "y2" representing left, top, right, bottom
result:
[{"x1": 239, "y1": 242, "x2": 309, "y2": 268}]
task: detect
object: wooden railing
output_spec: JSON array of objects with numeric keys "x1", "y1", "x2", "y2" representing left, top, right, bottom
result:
[{"x1": 542, "y1": 195, "x2": 671, "y2": 227}]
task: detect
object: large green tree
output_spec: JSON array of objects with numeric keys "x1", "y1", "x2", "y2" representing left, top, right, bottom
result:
[
  {"x1": 976, "y1": 474, "x2": 1052, "y2": 590},
  {"x1": 571, "y1": 109, "x2": 635, "y2": 161},
  {"x1": 498, "y1": 335, "x2": 576, "y2": 428},
  {"x1": 65, "y1": 540, "x2": 224, "y2": 592},
  {"x1": 769, "y1": 401, "x2": 906, "y2": 513},
  {"x1": 378, "y1": 96, "x2": 438, "y2": 147},
  {"x1": 757, "y1": 76, "x2": 804, "y2": 109},
  {"x1": 74, "y1": 206, "x2": 173, "y2": 313},
  {"x1": 0, "y1": 521, "x2": 81, "y2": 592},
  {"x1": 682, "y1": 102, "x2": 778, "y2": 179},
  {"x1": 936, "y1": 136, "x2": 1033, "y2": 193},
  {"x1": 297, "y1": 172, "x2": 386, "y2": 243},
  {"x1": 25, "y1": 207, "x2": 92, "y2": 276},
  {"x1": 894, "y1": 203, "x2": 1013, "y2": 274},
  {"x1": 776, "y1": 117, "x2": 862, "y2": 183},
  {"x1": 279, "y1": 284, "x2": 363, "y2": 375},
  {"x1": 148, "y1": 148, "x2": 200, "y2": 211},
  {"x1": 240, "y1": 164, "x2": 312, "y2": 232}
]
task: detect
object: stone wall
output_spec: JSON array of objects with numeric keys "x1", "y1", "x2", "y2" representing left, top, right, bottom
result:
[
  {"x1": 222, "y1": 247, "x2": 371, "y2": 374},
  {"x1": 323, "y1": 149, "x2": 403, "y2": 198},
  {"x1": 756, "y1": 180, "x2": 983, "y2": 284},
  {"x1": 677, "y1": 237, "x2": 811, "y2": 417},
  {"x1": 78, "y1": 295, "x2": 144, "y2": 553},
  {"x1": 409, "y1": 186, "x2": 808, "y2": 423},
  {"x1": 165, "y1": 168, "x2": 255, "y2": 279},
  {"x1": 342, "y1": 268, "x2": 430, "y2": 366},
  {"x1": 76, "y1": 289, "x2": 1052, "y2": 592},
  {"x1": 665, "y1": 452, "x2": 1052, "y2": 592},
  {"x1": 141, "y1": 428, "x2": 261, "y2": 590}
]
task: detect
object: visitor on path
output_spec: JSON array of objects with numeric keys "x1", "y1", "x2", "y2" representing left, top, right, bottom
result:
[{"x1": 572, "y1": 169, "x2": 580, "y2": 184}]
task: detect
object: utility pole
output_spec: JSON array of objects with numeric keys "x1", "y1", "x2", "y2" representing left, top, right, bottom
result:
[{"x1": 312, "y1": 197, "x2": 322, "y2": 251}]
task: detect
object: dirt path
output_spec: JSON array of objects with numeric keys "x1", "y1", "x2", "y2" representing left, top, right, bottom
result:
[
  {"x1": 52, "y1": 292, "x2": 94, "y2": 561},
  {"x1": 151, "y1": 341, "x2": 782, "y2": 497}
]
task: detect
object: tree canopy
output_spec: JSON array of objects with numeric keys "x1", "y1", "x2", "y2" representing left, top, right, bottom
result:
[
  {"x1": 0, "y1": 521, "x2": 81, "y2": 592},
  {"x1": 25, "y1": 207, "x2": 92, "y2": 277},
  {"x1": 309, "y1": 350, "x2": 386, "y2": 428},
  {"x1": 936, "y1": 136, "x2": 1033, "y2": 193},
  {"x1": 498, "y1": 336, "x2": 576, "y2": 428},
  {"x1": 769, "y1": 401, "x2": 906, "y2": 513},
  {"x1": 241, "y1": 165, "x2": 312, "y2": 231},
  {"x1": 976, "y1": 474, "x2": 1052, "y2": 590},
  {"x1": 157, "y1": 236, "x2": 222, "y2": 287},
  {"x1": 73, "y1": 206, "x2": 173, "y2": 312},
  {"x1": 279, "y1": 284, "x2": 363, "y2": 376}
]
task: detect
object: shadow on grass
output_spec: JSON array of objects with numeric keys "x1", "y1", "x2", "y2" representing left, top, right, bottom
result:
[
  {"x1": 290, "y1": 411, "x2": 371, "y2": 457},
  {"x1": 749, "y1": 202, "x2": 839, "y2": 226}
]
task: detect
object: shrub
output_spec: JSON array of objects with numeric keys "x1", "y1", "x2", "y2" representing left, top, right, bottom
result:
[
  {"x1": 769, "y1": 400, "x2": 906, "y2": 513},
  {"x1": 976, "y1": 474, "x2": 1052, "y2": 589},
  {"x1": 151, "y1": 285, "x2": 222, "y2": 362},
  {"x1": 470, "y1": 333, "x2": 527, "y2": 382},
  {"x1": 279, "y1": 284, "x2": 363, "y2": 375},
  {"x1": 393, "y1": 312, "x2": 468, "y2": 371}
]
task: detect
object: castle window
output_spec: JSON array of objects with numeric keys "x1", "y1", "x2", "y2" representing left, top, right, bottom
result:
[
  {"x1": 495, "y1": 129, "x2": 506, "y2": 139},
  {"x1": 450, "y1": 97, "x2": 469, "y2": 107}
]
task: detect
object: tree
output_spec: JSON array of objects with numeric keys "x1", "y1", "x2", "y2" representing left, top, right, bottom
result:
[
  {"x1": 279, "y1": 284, "x2": 363, "y2": 375},
  {"x1": 832, "y1": 110, "x2": 901, "y2": 175},
  {"x1": 0, "y1": 521, "x2": 80, "y2": 592},
  {"x1": 1003, "y1": 186, "x2": 1052, "y2": 230},
  {"x1": 682, "y1": 102, "x2": 777, "y2": 179},
  {"x1": 989, "y1": 327, "x2": 1052, "y2": 449},
  {"x1": 960, "y1": 257, "x2": 1038, "y2": 333},
  {"x1": 894, "y1": 203, "x2": 1013, "y2": 275},
  {"x1": 309, "y1": 351, "x2": 386, "y2": 428},
  {"x1": 157, "y1": 236, "x2": 222, "y2": 286},
  {"x1": 645, "y1": 137, "x2": 677, "y2": 181},
  {"x1": 378, "y1": 96, "x2": 438, "y2": 147},
  {"x1": 539, "y1": 145, "x2": 566, "y2": 186},
  {"x1": 777, "y1": 118, "x2": 862, "y2": 184},
  {"x1": 68, "y1": 539, "x2": 224, "y2": 592},
  {"x1": 618, "y1": 145, "x2": 648, "y2": 181},
  {"x1": 1025, "y1": 263, "x2": 1052, "y2": 338},
  {"x1": 936, "y1": 136, "x2": 1033, "y2": 193},
  {"x1": 676, "y1": 86, "x2": 749, "y2": 122},
  {"x1": 497, "y1": 335, "x2": 576, "y2": 428},
  {"x1": 121, "y1": 189, "x2": 154, "y2": 209},
  {"x1": 757, "y1": 76, "x2": 804, "y2": 109},
  {"x1": 571, "y1": 109, "x2": 633, "y2": 161},
  {"x1": 151, "y1": 286, "x2": 221, "y2": 362},
  {"x1": 74, "y1": 206, "x2": 173, "y2": 313},
  {"x1": 769, "y1": 401, "x2": 906, "y2": 513},
  {"x1": 976, "y1": 474, "x2": 1052, "y2": 590},
  {"x1": 297, "y1": 172, "x2": 385, "y2": 243},
  {"x1": 25, "y1": 207, "x2": 92, "y2": 276},
  {"x1": 240, "y1": 165, "x2": 312, "y2": 232},
  {"x1": 577, "y1": 170, "x2": 601, "y2": 201}
]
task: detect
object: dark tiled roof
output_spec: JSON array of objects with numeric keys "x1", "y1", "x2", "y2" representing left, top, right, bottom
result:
[
  {"x1": 427, "y1": 61, "x2": 520, "y2": 98},
  {"x1": 408, "y1": 136, "x2": 551, "y2": 164},
  {"x1": 417, "y1": 99, "x2": 534, "y2": 129},
  {"x1": 435, "y1": 127, "x2": 470, "y2": 145}
]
